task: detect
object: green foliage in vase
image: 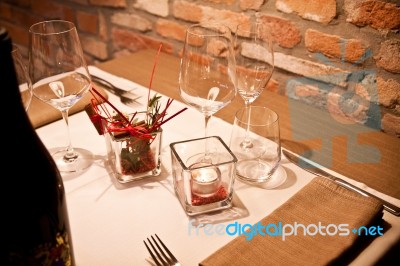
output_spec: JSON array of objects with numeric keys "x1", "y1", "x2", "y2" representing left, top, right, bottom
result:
[
  {"x1": 146, "y1": 94, "x2": 162, "y2": 129},
  {"x1": 119, "y1": 94, "x2": 163, "y2": 174}
]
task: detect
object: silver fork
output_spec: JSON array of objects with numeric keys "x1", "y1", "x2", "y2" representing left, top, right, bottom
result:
[
  {"x1": 143, "y1": 234, "x2": 181, "y2": 266},
  {"x1": 91, "y1": 75, "x2": 141, "y2": 106}
]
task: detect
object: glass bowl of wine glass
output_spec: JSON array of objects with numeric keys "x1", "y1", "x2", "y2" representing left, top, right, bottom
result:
[
  {"x1": 29, "y1": 20, "x2": 93, "y2": 173},
  {"x1": 178, "y1": 22, "x2": 237, "y2": 162},
  {"x1": 233, "y1": 21, "x2": 274, "y2": 149}
]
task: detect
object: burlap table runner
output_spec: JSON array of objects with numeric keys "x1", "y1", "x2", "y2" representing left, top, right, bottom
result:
[
  {"x1": 200, "y1": 177, "x2": 384, "y2": 266},
  {"x1": 27, "y1": 87, "x2": 108, "y2": 129}
]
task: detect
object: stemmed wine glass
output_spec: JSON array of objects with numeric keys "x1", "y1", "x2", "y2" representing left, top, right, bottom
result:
[
  {"x1": 29, "y1": 20, "x2": 93, "y2": 173},
  {"x1": 234, "y1": 21, "x2": 274, "y2": 149},
  {"x1": 12, "y1": 44, "x2": 33, "y2": 111},
  {"x1": 179, "y1": 23, "x2": 237, "y2": 161}
]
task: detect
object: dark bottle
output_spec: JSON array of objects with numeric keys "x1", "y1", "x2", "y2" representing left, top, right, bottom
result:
[{"x1": 1, "y1": 27, "x2": 75, "y2": 265}]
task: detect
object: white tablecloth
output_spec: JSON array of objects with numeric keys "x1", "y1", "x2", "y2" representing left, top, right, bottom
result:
[{"x1": 34, "y1": 66, "x2": 400, "y2": 266}]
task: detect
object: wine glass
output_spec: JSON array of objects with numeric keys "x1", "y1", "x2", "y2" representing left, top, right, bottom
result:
[
  {"x1": 29, "y1": 20, "x2": 93, "y2": 173},
  {"x1": 12, "y1": 44, "x2": 33, "y2": 111},
  {"x1": 179, "y1": 23, "x2": 237, "y2": 161},
  {"x1": 234, "y1": 21, "x2": 274, "y2": 149}
]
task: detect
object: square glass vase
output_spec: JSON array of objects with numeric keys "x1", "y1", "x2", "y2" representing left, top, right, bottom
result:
[
  {"x1": 170, "y1": 136, "x2": 237, "y2": 216},
  {"x1": 105, "y1": 129, "x2": 162, "y2": 183}
]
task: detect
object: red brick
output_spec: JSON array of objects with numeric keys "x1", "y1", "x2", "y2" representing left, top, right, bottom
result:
[
  {"x1": 98, "y1": 11, "x2": 108, "y2": 41},
  {"x1": 0, "y1": 3, "x2": 41, "y2": 29},
  {"x1": 112, "y1": 28, "x2": 147, "y2": 51},
  {"x1": 295, "y1": 84, "x2": 320, "y2": 97},
  {"x1": 204, "y1": 0, "x2": 235, "y2": 4},
  {"x1": 156, "y1": 19, "x2": 186, "y2": 42},
  {"x1": 287, "y1": 78, "x2": 372, "y2": 126},
  {"x1": 81, "y1": 36, "x2": 108, "y2": 60},
  {"x1": 134, "y1": 34, "x2": 174, "y2": 54},
  {"x1": 31, "y1": 0, "x2": 74, "y2": 22},
  {"x1": 208, "y1": 38, "x2": 230, "y2": 57},
  {"x1": 173, "y1": 0, "x2": 248, "y2": 31},
  {"x1": 3, "y1": 22, "x2": 29, "y2": 46},
  {"x1": 374, "y1": 39, "x2": 400, "y2": 74},
  {"x1": 256, "y1": 14, "x2": 301, "y2": 48},
  {"x1": 200, "y1": 7, "x2": 248, "y2": 31},
  {"x1": 266, "y1": 78, "x2": 279, "y2": 93},
  {"x1": 344, "y1": 0, "x2": 400, "y2": 30},
  {"x1": 112, "y1": 28, "x2": 173, "y2": 54},
  {"x1": 272, "y1": 52, "x2": 350, "y2": 87},
  {"x1": 239, "y1": 0, "x2": 264, "y2": 11},
  {"x1": 327, "y1": 87, "x2": 370, "y2": 125},
  {"x1": 305, "y1": 29, "x2": 368, "y2": 63},
  {"x1": 76, "y1": 11, "x2": 98, "y2": 35},
  {"x1": 377, "y1": 77, "x2": 400, "y2": 108},
  {"x1": 134, "y1": 0, "x2": 169, "y2": 17},
  {"x1": 1, "y1": 0, "x2": 398, "y2": 138},
  {"x1": 9, "y1": 0, "x2": 31, "y2": 8},
  {"x1": 88, "y1": 0, "x2": 126, "y2": 8},
  {"x1": 70, "y1": 0, "x2": 89, "y2": 5},
  {"x1": 0, "y1": 3, "x2": 12, "y2": 21},
  {"x1": 111, "y1": 13, "x2": 152, "y2": 32},
  {"x1": 173, "y1": 1, "x2": 204, "y2": 23},
  {"x1": 276, "y1": 0, "x2": 336, "y2": 24},
  {"x1": 382, "y1": 112, "x2": 400, "y2": 137}
]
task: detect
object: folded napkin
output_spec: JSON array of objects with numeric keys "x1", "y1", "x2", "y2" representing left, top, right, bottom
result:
[
  {"x1": 27, "y1": 87, "x2": 108, "y2": 129},
  {"x1": 200, "y1": 177, "x2": 384, "y2": 266}
]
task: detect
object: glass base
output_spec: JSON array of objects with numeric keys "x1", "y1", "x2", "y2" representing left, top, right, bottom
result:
[
  {"x1": 182, "y1": 194, "x2": 233, "y2": 216},
  {"x1": 112, "y1": 164, "x2": 162, "y2": 183},
  {"x1": 52, "y1": 148, "x2": 94, "y2": 173},
  {"x1": 240, "y1": 138, "x2": 253, "y2": 149},
  {"x1": 236, "y1": 159, "x2": 278, "y2": 183}
]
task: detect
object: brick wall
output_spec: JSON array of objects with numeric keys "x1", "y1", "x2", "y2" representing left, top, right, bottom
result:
[{"x1": 1, "y1": 0, "x2": 399, "y2": 137}]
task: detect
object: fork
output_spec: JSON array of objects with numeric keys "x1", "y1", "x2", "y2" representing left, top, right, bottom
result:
[
  {"x1": 143, "y1": 234, "x2": 181, "y2": 266},
  {"x1": 91, "y1": 75, "x2": 141, "y2": 106}
]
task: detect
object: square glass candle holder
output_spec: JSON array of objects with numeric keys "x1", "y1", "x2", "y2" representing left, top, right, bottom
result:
[
  {"x1": 105, "y1": 129, "x2": 162, "y2": 183},
  {"x1": 170, "y1": 136, "x2": 237, "y2": 216}
]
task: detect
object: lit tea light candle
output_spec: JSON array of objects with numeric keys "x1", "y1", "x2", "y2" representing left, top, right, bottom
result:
[{"x1": 190, "y1": 162, "x2": 221, "y2": 197}]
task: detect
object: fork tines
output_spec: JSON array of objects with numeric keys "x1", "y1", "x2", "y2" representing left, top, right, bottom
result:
[{"x1": 144, "y1": 234, "x2": 180, "y2": 266}]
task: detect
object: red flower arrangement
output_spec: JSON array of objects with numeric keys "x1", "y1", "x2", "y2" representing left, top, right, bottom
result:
[{"x1": 86, "y1": 45, "x2": 187, "y2": 176}]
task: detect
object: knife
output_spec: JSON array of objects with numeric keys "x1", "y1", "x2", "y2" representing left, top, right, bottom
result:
[{"x1": 282, "y1": 149, "x2": 400, "y2": 216}]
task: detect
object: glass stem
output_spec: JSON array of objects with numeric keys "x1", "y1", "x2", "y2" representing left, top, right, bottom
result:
[
  {"x1": 61, "y1": 110, "x2": 78, "y2": 162},
  {"x1": 241, "y1": 102, "x2": 253, "y2": 149},
  {"x1": 203, "y1": 115, "x2": 212, "y2": 162}
]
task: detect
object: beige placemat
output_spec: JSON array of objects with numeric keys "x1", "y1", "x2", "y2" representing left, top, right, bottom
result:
[
  {"x1": 27, "y1": 87, "x2": 108, "y2": 129},
  {"x1": 200, "y1": 177, "x2": 384, "y2": 266}
]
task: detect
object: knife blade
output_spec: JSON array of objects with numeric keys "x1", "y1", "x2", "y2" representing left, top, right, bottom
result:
[{"x1": 282, "y1": 149, "x2": 400, "y2": 216}]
